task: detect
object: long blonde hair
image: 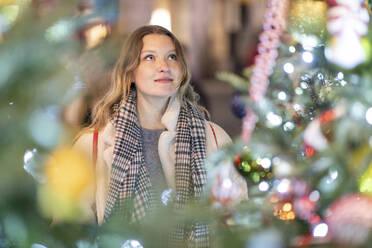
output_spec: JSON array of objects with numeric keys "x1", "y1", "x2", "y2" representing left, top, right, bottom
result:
[{"x1": 86, "y1": 25, "x2": 207, "y2": 132}]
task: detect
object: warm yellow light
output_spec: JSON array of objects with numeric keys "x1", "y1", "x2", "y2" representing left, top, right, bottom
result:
[
  {"x1": 282, "y1": 202, "x2": 292, "y2": 212},
  {"x1": 85, "y1": 24, "x2": 109, "y2": 49},
  {"x1": 150, "y1": 8, "x2": 171, "y2": 31},
  {"x1": 286, "y1": 211, "x2": 296, "y2": 220}
]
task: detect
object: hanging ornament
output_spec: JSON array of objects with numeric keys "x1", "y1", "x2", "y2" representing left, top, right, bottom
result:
[
  {"x1": 359, "y1": 161, "x2": 372, "y2": 195},
  {"x1": 234, "y1": 147, "x2": 273, "y2": 185},
  {"x1": 38, "y1": 147, "x2": 95, "y2": 222},
  {"x1": 287, "y1": 0, "x2": 328, "y2": 40},
  {"x1": 230, "y1": 92, "x2": 246, "y2": 119},
  {"x1": 242, "y1": 0, "x2": 289, "y2": 142},
  {"x1": 325, "y1": 0, "x2": 370, "y2": 69},
  {"x1": 325, "y1": 193, "x2": 372, "y2": 246},
  {"x1": 303, "y1": 105, "x2": 345, "y2": 157},
  {"x1": 206, "y1": 151, "x2": 248, "y2": 208}
]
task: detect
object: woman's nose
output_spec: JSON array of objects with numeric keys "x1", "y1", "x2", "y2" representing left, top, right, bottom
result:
[{"x1": 157, "y1": 58, "x2": 170, "y2": 72}]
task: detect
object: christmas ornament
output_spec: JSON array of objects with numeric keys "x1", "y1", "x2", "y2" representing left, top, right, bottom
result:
[
  {"x1": 325, "y1": 0, "x2": 370, "y2": 69},
  {"x1": 38, "y1": 147, "x2": 95, "y2": 222},
  {"x1": 303, "y1": 105, "x2": 345, "y2": 156},
  {"x1": 206, "y1": 151, "x2": 248, "y2": 208},
  {"x1": 325, "y1": 193, "x2": 372, "y2": 246},
  {"x1": 288, "y1": 0, "x2": 328, "y2": 39},
  {"x1": 230, "y1": 92, "x2": 246, "y2": 119},
  {"x1": 234, "y1": 147, "x2": 273, "y2": 185},
  {"x1": 243, "y1": 0, "x2": 289, "y2": 142},
  {"x1": 359, "y1": 161, "x2": 372, "y2": 195}
]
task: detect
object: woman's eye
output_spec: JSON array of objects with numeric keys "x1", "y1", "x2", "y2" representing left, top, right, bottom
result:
[
  {"x1": 169, "y1": 54, "x2": 177, "y2": 60},
  {"x1": 144, "y1": 55, "x2": 154, "y2": 60}
]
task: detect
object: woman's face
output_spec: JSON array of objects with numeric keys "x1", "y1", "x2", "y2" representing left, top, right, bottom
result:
[{"x1": 133, "y1": 34, "x2": 182, "y2": 100}]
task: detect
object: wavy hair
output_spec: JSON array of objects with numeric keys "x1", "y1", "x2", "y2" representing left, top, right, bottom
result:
[{"x1": 87, "y1": 25, "x2": 208, "y2": 131}]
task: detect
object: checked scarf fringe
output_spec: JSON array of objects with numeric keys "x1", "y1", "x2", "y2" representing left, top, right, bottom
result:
[{"x1": 104, "y1": 88, "x2": 210, "y2": 247}]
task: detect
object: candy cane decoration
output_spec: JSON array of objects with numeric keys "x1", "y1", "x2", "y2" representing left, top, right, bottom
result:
[
  {"x1": 242, "y1": 0, "x2": 289, "y2": 142},
  {"x1": 325, "y1": 0, "x2": 370, "y2": 69}
]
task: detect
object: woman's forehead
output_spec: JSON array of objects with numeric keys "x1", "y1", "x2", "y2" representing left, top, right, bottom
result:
[{"x1": 141, "y1": 34, "x2": 176, "y2": 50}]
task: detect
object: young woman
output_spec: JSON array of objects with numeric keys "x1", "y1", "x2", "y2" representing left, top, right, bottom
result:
[{"x1": 74, "y1": 25, "x2": 247, "y2": 246}]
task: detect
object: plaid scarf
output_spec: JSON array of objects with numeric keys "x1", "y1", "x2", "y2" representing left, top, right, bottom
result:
[{"x1": 104, "y1": 88, "x2": 209, "y2": 247}]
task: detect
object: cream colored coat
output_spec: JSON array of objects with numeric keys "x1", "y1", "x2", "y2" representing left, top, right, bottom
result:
[{"x1": 74, "y1": 97, "x2": 247, "y2": 224}]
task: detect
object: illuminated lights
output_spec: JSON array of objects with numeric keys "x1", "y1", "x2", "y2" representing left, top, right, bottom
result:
[
  {"x1": 283, "y1": 62, "x2": 294, "y2": 74},
  {"x1": 289, "y1": 46, "x2": 296, "y2": 53},
  {"x1": 278, "y1": 91, "x2": 287, "y2": 101},
  {"x1": 266, "y1": 112, "x2": 282, "y2": 126},
  {"x1": 300, "y1": 82, "x2": 308, "y2": 89},
  {"x1": 313, "y1": 223, "x2": 328, "y2": 237},
  {"x1": 283, "y1": 122, "x2": 295, "y2": 131},
  {"x1": 150, "y1": 8, "x2": 171, "y2": 31},
  {"x1": 330, "y1": 169, "x2": 338, "y2": 180},
  {"x1": 282, "y1": 202, "x2": 292, "y2": 212},
  {"x1": 302, "y1": 51, "x2": 314, "y2": 63},
  {"x1": 260, "y1": 158, "x2": 271, "y2": 169},
  {"x1": 277, "y1": 179, "x2": 290, "y2": 194},
  {"x1": 301, "y1": 36, "x2": 318, "y2": 51},
  {"x1": 121, "y1": 239, "x2": 144, "y2": 248},
  {"x1": 24, "y1": 149, "x2": 36, "y2": 164},
  {"x1": 365, "y1": 107, "x2": 372, "y2": 125},
  {"x1": 295, "y1": 87, "x2": 303, "y2": 95},
  {"x1": 85, "y1": 24, "x2": 109, "y2": 49},
  {"x1": 273, "y1": 201, "x2": 296, "y2": 221},
  {"x1": 258, "y1": 181, "x2": 270, "y2": 192}
]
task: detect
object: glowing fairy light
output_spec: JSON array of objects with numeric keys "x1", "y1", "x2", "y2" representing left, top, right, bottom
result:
[
  {"x1": 260, "y1": 158, "x2": 272, "y2": 169},
  {"x1": 313, "y1": 223, "x2": 328, "y2": 237},
  {"x1": 289, "y1": 46, "x2": 296, "y2": 53},
  {"x1": 295, "y1": 87, "x2": 303, "y2": 95},
  {"x1": 283, "y1": 122, "x2": 295, "y2": 131},
  {"x1": 121, "y1": 239, "x2": 143, "y2": 248},
  {"x1": 283, "y1": 62, "x2": 294, "y2": 74},
  {"x1": 278, "y1": 91, "x2": 287, "y2": 101},
  {"x1": 302, "y1": 51, "x2": 314, "y2": 63},
  {"x1": 266, "y1": 112, "x2": 282, "y2": 126},
  {"x1": 258, "y1": 181, "x2": 270, "y2": 192},
  {"x1": 301, "y1": 35, "x2": 318, "y2": 51},
  {"x1": 150, "y1": 8, "x2": 172, "y2": 31},
  {"x1": 277, "y1": 179, "x2": 290, "y2": 193},
  {"x1": 366, "y1": 107, "x2": 372, "y2": 125}
]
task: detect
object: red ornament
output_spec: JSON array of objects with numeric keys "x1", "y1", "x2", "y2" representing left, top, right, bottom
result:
[
  {"x1": 305, "y1": 144, "x2": 315, "y2": 157},
  {"x1": 325, "y1": 193, "x2": 372, "y2": 246}
]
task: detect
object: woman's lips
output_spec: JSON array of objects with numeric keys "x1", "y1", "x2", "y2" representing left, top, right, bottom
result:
[{"x1": 154, "y1": 78, "x2": 173, "y2": 83}]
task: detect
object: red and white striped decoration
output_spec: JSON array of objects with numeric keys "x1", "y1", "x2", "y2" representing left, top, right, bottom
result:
[{"x1": 242, "y1": 0, "x2": 289, "y2": 142}]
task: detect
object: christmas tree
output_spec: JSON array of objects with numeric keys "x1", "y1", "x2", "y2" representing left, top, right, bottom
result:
[
  {"x1": 2, "y1": 0, "x2": 372, "y2": 247},
  {"x1": 214, "y1": 0, "x2": 372, "y2": 247}
]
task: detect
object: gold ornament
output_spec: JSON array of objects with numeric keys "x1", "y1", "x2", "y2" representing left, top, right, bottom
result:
[
  {"x1": 288, "y1": 0, "x2": 328, "y2": 40},
  {"x1": 38, "y1": 147, "x2": 95, "y2": 222},
  {"x1": 359, "y1": 161, "x2": 372, "y2": 195}
]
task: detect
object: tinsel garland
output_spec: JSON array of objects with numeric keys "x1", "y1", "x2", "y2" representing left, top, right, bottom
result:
[{"x1": 242, "y1": 0, "x2": 289, "y2": 142}]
